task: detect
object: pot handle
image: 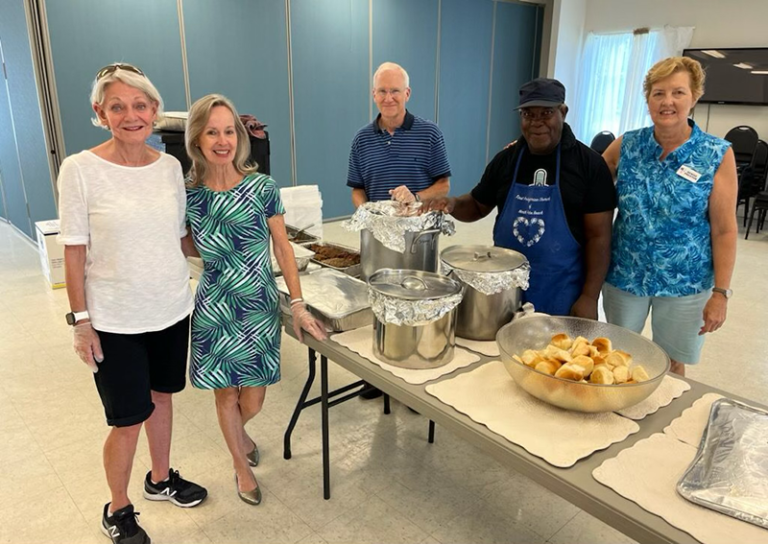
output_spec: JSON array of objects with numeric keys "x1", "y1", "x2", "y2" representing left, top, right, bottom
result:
[
  {"x1": 410, "y1": 228, "x2": 441, "y2": 254},
  {"x1": 473, "y1": 251, "x2": 493, "y2": 261}
]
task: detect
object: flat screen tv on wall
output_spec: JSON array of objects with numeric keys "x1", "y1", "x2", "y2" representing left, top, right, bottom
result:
[{"x1": 684, "y1": 48, "x2": 768, "y2": 105}]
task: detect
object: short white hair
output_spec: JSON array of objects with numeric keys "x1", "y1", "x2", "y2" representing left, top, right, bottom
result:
[
  {"x1": 373, "y1": 62, "x2": 410, "y2": 89},
  {"x1": 90, "y1": 68, "x2": 164, "y2": 129}
]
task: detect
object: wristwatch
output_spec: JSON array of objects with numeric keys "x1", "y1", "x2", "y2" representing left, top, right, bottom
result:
[
  {"x1": 65, "y1": 310, "x2": 90, "y2": 326},
  {"x1": 712, "y1": 287, "x2": 733, "y2": 299}
]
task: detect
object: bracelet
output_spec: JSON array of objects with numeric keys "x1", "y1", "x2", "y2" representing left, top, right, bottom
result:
[{"x1": 290, "y1": 298, "x2": 304, "y2": 306}]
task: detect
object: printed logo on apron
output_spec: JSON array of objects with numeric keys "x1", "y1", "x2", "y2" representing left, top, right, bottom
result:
[{"x1": 512, "y1": 216, "x2": 546, "y2": 247}]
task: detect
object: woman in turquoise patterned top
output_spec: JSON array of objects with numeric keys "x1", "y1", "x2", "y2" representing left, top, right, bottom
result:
[
  {"x1": 182, "y1": 94, "x2": 326, "y2": 505},
  {"x1": 602, "y1": 57, "x2": 737, "y2": 376}
]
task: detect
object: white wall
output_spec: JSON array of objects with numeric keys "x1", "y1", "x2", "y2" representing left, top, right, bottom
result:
[
  {"x1": 548, "y1": 0, "x2": 587, "y2": 102},
  {"x1": 582, "y1": 0, "x2": 768, "y2": 138}
]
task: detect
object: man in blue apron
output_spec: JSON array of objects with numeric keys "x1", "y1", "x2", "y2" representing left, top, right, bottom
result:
[{"x1": 425, "y1": 78, "x2": 615, "y2": 318}]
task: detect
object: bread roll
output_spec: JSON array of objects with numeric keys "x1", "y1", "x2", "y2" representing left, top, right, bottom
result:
[
  {"x1": 555, "y1": 363, "x2": 586, "y2": 381},
  {"x1": 606, "y1": 351, "x2": 629, "y2": 369},
  {"x1": 545, "y1": 345, "x2": 572, "y2": 363},
  {"x1": 521, "y1": 349, "x2": 541, "y2": 367},
  {"x1": 571, "y1": 355, "x2": 594, "y2": 376},
  {"x1": 592, "y1": 337, "x2": 612, "y2": 354},
  {"x1": 631, "y1": 365, "x2": 650, "y2": 382},
  {"x1": 615, "y1": 350, "x2": 634, "y2": 366},
  {"x1": 590, "y1": 365, "x2": 615, "y2": 384},
  {"x1": 613, "y1": 365, "x2": 629, "y2": 384},
  {"x1": 535, "y1": 361, "x2": 560, "y2": 376},
  {"x1": 550, "y1": 333, "x2": 572, "y2": 350}
]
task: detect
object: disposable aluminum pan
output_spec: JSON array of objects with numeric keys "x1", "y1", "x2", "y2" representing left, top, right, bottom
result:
[
  {"x1": 308, "y1": 242, "x2": 362, "y2": 278},
  {"x1": 285, "y1": 224, "x2": 321, "y2": 246},
  {"x1": 677, "y1": 398, "x2": 768, "y2": 529},
  {"x1": 271, "y1": 242, "x2": 315, "y2": 275},
  {"x1": 275, "y1": 268, "x2": 372, "y2": 332}
]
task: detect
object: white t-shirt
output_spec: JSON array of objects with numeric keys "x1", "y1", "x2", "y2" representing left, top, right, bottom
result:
[{"x1": 57, "y1": 150, "x2": 194, "y2": 333}]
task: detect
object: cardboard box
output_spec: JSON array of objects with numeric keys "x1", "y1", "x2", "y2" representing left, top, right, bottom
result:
[{"x1": 35, "y1": 220, "x2": 66, "y2": 289}]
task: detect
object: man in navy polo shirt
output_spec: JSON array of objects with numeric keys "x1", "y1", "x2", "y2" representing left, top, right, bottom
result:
[
  {"x1": 348, "y1": 62, "x2": 452, "y2": 208},
  {"x1": 347, "y1": 62, "x2": 452, "y2": 401}
]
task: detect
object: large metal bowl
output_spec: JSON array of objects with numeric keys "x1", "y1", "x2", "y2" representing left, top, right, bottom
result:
[{"x1": 496, "y1": 316, "x2": 670, "y2": 413}]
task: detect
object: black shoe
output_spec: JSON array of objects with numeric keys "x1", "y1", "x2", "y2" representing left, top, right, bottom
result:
[
  {"x1": 101, "y1": 503, "x2": 150, "y2": 544},
  {"x1": 359, "y1": 382, "x2": 383, "y2": 400},
  {"x1": 143, "y1": 469, "x2": 207, "y2": 508}
]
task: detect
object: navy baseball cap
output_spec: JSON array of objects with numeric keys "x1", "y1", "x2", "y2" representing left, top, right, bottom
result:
[{"x1": 516, "y1": 78, "x2": 566, "y2": 109}]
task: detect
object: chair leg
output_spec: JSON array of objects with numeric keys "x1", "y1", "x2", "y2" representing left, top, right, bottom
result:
[
  {"x1": 746, "y1": 204, "x2": 758, "y2": 239},
  {"x1": 744, "y1": 198, "x2": 750, "y2": 228},
  {"x1": 759, "y1": 208, "x2": 767, "y2": 232}
]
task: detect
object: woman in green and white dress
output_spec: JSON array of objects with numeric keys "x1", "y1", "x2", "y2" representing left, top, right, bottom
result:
[{"x1": 183, "y1": 94, "x2": 326, "y2": 505}]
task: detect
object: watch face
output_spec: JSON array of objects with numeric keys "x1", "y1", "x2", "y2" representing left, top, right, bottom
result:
[{"x1": 65, "y1": 312, "x2": 76, "y2": 326}]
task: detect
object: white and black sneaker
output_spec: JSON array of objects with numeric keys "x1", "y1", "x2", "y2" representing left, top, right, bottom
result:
[
  {"x1": 101, "y1": 503, "x2": 150, "y2": 544},
  {"x1": 143, "y1": 468, "x2": 207, "y2": 508}
]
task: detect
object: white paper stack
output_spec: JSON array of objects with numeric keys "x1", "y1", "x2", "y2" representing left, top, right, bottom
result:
[{"x1": 280, "y1": 185, "x2": 323, "y2": 240}]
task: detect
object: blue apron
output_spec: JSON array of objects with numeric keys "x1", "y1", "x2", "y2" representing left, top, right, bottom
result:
[{"x1": 492, "y1": 144, "x2": 584, "y2": 315}]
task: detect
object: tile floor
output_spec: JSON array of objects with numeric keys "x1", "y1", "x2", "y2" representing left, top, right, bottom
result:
[{"x1": 0, "y1": 212, "x2": 766, "y2": 544}]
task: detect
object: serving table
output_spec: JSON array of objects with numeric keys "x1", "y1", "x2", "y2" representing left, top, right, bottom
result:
[{"x1": 280, "y1": 314, "x2": 764, "y2": 544}]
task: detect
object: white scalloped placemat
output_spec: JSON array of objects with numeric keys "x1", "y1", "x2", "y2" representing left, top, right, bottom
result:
[
  {"x1": 663, "y1": 392, "x2": 725, "y2": 447},
  {"x1": 455, "y1": 337, "x2": 500, "y2": 357},
  {"x1": 331, "y1": 326, "x2": 480, "y2": 385},
  {"x1": 593, "y1": 433, "x2": 767, "y2": 544},
  {"x1": 616, "y1": 375, "x2": 691, "y2": 420},
  {"x1": 424, "y1": 361, "x2": 640, "y2": 467}
]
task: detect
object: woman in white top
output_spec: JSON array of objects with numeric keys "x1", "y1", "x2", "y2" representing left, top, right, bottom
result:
[{"x1": 58, "y1": 64, "x2": 206, "y2": 544}]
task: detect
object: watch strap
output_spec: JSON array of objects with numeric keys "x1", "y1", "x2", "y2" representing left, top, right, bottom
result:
[{"x1": 712, "y1": 287, "x2": 732, "y2": 299}]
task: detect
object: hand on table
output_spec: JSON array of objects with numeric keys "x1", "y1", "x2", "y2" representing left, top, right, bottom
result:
[{"x1": 291, "y1": 302, "x2": 328, "y2": 342}]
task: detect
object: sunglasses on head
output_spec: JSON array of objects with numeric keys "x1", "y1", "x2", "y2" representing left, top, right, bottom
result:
[{"x1": 96, "y1": 63, "x2": 145, "y2": 80}]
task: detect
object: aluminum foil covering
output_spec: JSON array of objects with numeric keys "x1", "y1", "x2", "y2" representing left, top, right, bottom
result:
[
  {"x1": 442, "y1": 261, "x2": 530, "y2": 295},
  {"x1": 342, "y1": 201, "x2": 455, "y2": 253},
  {"x1": 368, "y1": 288, "x2": 463, "y2": 326},
  {"x1": 276, "y1": 268, "x2": 369, "y2": 319},
  {"x1": 677, "y1": 398, "x2": 768, "y2": 529}
]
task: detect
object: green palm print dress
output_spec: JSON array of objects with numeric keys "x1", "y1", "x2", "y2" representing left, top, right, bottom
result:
[{"x1": 186, "y1": 173, "x2": 285, "y2": 389}]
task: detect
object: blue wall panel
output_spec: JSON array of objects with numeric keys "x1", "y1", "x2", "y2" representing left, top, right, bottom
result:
[
  {"x1": 372, "y1": 0, "x2": 438, "y2": 122},
  {"x1": 46, "y1": 0, "x2": 186, "y2": 157},
  {"x1": 291, "y1": 0, "x2": 369, "y2": 218},
  {"x1": 1, "y1": 0, "x2": 56, "y2": 233},
  {"x1": 488, "y1": 2, "x2": 542, "y2": 158},
  {"x1": 0, "y1": 65, "x2": 30, "y2": 235},
  {"x1": 183, "y1": 0, "x2": 292, "y2": 186},
  {"x1": 437, "y1": 0, "x2": 493, "y2": 196}
]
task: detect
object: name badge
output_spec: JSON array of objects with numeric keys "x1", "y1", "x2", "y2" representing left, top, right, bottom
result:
[{"x1": 677, "y1": 165, "x2": 701, "y2": 183}]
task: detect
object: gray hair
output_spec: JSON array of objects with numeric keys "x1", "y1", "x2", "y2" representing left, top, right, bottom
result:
[
  {"x1": 90, "y1": 68, "x2": 164, "y2": 129},
  {"x1": 373, "y1": 62, "x2": 410, "y2": 89}
]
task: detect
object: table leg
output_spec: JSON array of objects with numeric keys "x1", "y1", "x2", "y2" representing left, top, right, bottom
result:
[
  {"x1": 383, "y1": 393, "x2": 391, "y2": 415},
  {"x1": 283, "y1": 348, "x2": 317, "y2": 460},
  {"x1": 321, "y1": 354, "x2": 331, "y2": 500},
  {"x1": 428, "y1": 420, "x2": 436, "y2": 444}
]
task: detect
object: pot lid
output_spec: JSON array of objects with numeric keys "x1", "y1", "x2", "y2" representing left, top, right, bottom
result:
[
  {"x1": 367, "y1": 268, "x2": 462, "y2": 301},
  {"x1": 441, "y1": 245, "x2": 528, "y2": 273}
]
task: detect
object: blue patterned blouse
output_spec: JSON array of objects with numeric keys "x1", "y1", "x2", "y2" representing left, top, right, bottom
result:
[{"x1": 606, "y1": 120, "x2": 730, "y2": 297}]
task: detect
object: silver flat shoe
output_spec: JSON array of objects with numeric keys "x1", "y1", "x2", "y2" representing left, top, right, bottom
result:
[
  {"x1": 246, "y1": 444, "x2": 259, "y2": 467},
  {"x1": 235, "y1": 473, "x2": 262, "y2": 505}
]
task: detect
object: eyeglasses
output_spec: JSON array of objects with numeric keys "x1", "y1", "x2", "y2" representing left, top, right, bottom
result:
[
  {"x1": 96, "y1": 63, "x2": 145, "y2": 81},
  {"x1": 375, "y1": 88, "x2": 404, "y2": 98},
  {"x1": 519, "y1": 108, "x2": 558, "y2": 122}
]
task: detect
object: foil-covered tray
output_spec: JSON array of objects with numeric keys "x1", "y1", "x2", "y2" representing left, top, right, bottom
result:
[
  {"x1": 275, "y1": 268, "x2": 373, "y2": 331},
  {"x1": 307, "y1": 242, "x2": 362, "y2": 278},
  {"x1": 677, "y1": 398, "x2": 768, "y2": 529}
]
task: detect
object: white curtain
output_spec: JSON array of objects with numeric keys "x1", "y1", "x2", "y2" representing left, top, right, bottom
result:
[{"x1": 572, "y1": 26, "x2": 695, "y2": 145}]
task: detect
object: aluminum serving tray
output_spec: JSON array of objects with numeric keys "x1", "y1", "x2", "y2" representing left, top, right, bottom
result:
[
  {"x1": 285, "y1": 224, "x2": 321, "y2": 247},
  {"x1": 271, "y1": 242, "x2": 315, "y2": 276},
  {"x1": 307, "y1": 242, "x2": 362, "y2": 278},
  {"x1": 677, "y1": 398, "x2": 768, "y2": 529},
  {"x1": 275, "y1": 268, "x2": 373, "y2": 331}
]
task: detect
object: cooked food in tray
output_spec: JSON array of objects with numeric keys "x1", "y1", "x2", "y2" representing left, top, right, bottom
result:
[
  {"x1": 308, "y1": 243, "x2": 361, "y2": 268},
  {"x1": 511, "y1": 333, "x2": 651, "y2": 385}
]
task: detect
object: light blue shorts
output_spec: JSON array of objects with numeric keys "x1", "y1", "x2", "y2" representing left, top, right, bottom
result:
[{"x1": 602, "y1": 282, "x2": 709, "y2": 364}]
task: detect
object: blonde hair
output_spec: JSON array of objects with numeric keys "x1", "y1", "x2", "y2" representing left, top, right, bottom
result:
[
  {"x1": 373, "y1": 62, "x2": 410, "y2": 89},
  {"x1": 90, "y1": 68, "x2": 164, "y2": 128},
  {"x1": 185, "y1": 94, "x2": 257, "y2": 187},
  {"x1": 644, "y1": 56, "x2": 706, "y2": 102}
]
